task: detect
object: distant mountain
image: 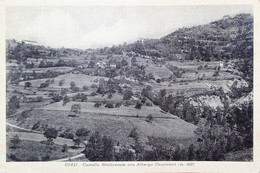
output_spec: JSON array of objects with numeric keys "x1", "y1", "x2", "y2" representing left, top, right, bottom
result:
[{"x1": 123, "y1": 13, "x2": 253, "y2": 61}]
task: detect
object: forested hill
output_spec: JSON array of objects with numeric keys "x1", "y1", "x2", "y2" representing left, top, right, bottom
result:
[{"x1": 122, "y1": 13, "x2": 253, "y2": 61}]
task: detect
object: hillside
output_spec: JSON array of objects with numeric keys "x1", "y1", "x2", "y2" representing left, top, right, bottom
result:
[
  {"x1": 125, "y1": 13, "x2": 253, "y2": 61},
  {"x1": 6, "y1": 13, "x2": 253, "y2": 161}
]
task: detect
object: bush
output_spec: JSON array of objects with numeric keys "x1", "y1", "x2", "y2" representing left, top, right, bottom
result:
[
  {"x1": 156, "y1": 79, "x2": 161, "y2": 83},
  {"x1": 135, "y1": 102, "x2": 142, "y2": 109},
  {"x1": 59, "y1": 130, "x2": 74, "y2": 139},
  {"x1": 72, "y1": 93, "x2": 88, "y2": 102},
  {"x1": 60, "y1": 88, "x2": 69, "y2": 95},
  {"x1": 115, "y1": 103, "x2": 122, "y2": 108},
  {"x1": 70, "y1": 81, "x2": 76, "y2": 89},
  {"x1": 70, "y1": 104, "x2": 81, "y2": 115},
  {"x1": 145, "y1": 114, "x2": 153, "y2": 123},
  {"x1": 32, "y1": 121, "x2": 41, "y2": 130},
  {"x1": 107, "y1": 93, "x2": 113, "y2": 99},
  {"x1": 213, "y1": 71, "x2": 220, "y2": 77},
  {"x1": 43, "y1": 128, "x2": 58, "y2": 144},
  {"x1": 9, "y1": 135, "x2": 21, "y2": 149},
  {"x1": 82, "y1": 85, "x2": 89, "y2": 91},
  {"x1": 91, "y1": 84, "x2": 98, "y2": 88},
  {"x1": 39, "y1": 82, "x2": 49, "y2": 88},
  {"x1": 51, "y1": 94, "x2": 63, "y2": 102},
  {"x1": 63, "y1": 95, "x2": 70, "y2": 106},
  {"x1": 59, "y1": 79, "x2": 65, "y2": 86},
  {"x1": 90, "y1": 92, "x2": 98, "y2": 96},
  {"x1": 105, "y1": 103, "x2": 114, "y2": 108},
  {"x1": 24, "y1": 81, "x2": 32, "y2": 88},
  {"x1": 35, "y1": 96, "x2": 43, "y2": 102},
  {"x1": 94, "y1": 102, "x2": 102, "y2": 107},
  {"x1": 76, "y1": 128, "x2": 90, "y2": 137},
  {"x1": 71, "y1": 86, "x2": 80, "y2": 92},
  {"x1": 123, "y1": 90, "x2": 133, "y2": 100}
]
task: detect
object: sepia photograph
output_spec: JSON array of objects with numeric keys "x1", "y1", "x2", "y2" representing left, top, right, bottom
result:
[{"x1": 5, "y1": 5, "x2": 254, "y2": 163}]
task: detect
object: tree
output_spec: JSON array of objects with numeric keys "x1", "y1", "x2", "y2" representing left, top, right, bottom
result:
[
  {"x1": 70, "y1": 104, "x2": 81, "y2": 116},
  {"x1": 145, "y1": 114, "x2": 153, "y2": 123},
  {"x1": 51, "y1": 94, "x2": 63, "y2": 103},
  {"x1": 8, "y1": 95, "x2": 20, "y2": 110},
  {"x1": 123, "y1": 89, "x2": 133, "y2": 100},
  {"x1": 24, "y1": 82, "x2": 32, "y2": 89},
  {"x1": 9, "y1": 135, "x2": 21, "y2": 149},
  {"x1": 188, "y1": 144, "x2": 196, "y2": 160},
  {"x1": 60, "y1": 88, "x2": 69, "y2": 95},
  {"x1": 94, "y1": 102, "x2": 102, "y2": 107},
  {"x1": 135, "y1": 102, "x2": 142, "y2": 109},
  {"x1": 70, "y1": 81, "x2": 76, "y2": 89},
  {"x1": 85, "y1": 132, "x2": 114, "y2": 161},
  {"x1": 105, "y1": 103, "x2": 114, "y2": 108},
  {"x1": 73, "y1": 137, "x2": 81, "y2": 148},
  {"x1": 39, "y1": 82, "x2": 49, "y2": 88},
  {"x1": 63, "y1": 95, "x2": 70, "y2": 106},
  {"x1": 82, "y1": 85, "x2": 88, "y2": 91},
  {"x1": 72, "y1": 93, "x2": 87, "y2": 102},
  {"x1": 76, "y1": 128, "x2": 90, "y2": 138},
  {"x1": 59, "y1": 79, "x2": 65, "y2": 86},
  {"x1": 107, "y1": 93, "x2": 113, "y2": 99},
  {"x1": 43, "y1": 128, "x2": 58, "y2": 146}
]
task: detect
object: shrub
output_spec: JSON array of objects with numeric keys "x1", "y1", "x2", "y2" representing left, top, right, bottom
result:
[
  {"x1": 39, "y1": 82, "x2": 49, "y2": 88},
  {"x1": 70, "y1": 104, "x2": 81, "y2": 115},
  {"x1": 107, "y1": 93, "x2": 113, "y2": 99},
  {"x1": 76, "y1": 128, "x2": 90, "y2": 138},
  {"x1": 43, "y1": 128, "x2": 58, "y2": 145},
  {"x1": 9, "y1": 135, "x2": 21, "y2": 149},
  {"x1": 72, "y1": 93, "x2": 88, "y2": 102},
  {"x1": 90, "y1": 92, "x2": 98, "y2": 96},
  {"x1": 60, "y1": 88, "x2": 69, "y2": 95},
  {"x1": 70, "y1": 81, "x2": 76, "y2": 89},
  {"x1": 123, "y1": 89, "x2": 133, "y2": 100},
  {"x1": 59, "y1": 79, "x2": 65, "y2": 86},
  {"x1": 213, "y1": 71, "x2": 220, "y2": 77},
  {"x1": 32, "y1": 121, "x2": 41, "y2": 130},
  {"x1": 105, "y1": 103, "x2": 114, "y2": 108},
  {"x1": 59, "y1": 129, "x2": 74, "y2": 139},
  {"x1": 35, "y1": 96, "x2": 43, "y2": 102},
  {"x1": 24, "y1": 81, "x2": 32, "y2": 88},
  {"x1": 94, "y1": 102, "x2": 102, "y2": 107},
  {"x1": 156, "y1": 79, "x2": 161, "y2": 83},
  {"x1": 197, "y1": 65, "x2": 203, "y2": 70},
  {"x1": 71, "y1": 86, "x2": 80, "y2": 92},
  {"x1": 135, "y1": 102, "x2": 142, "y2": 109},
  {"x1": 82, "y1": 85, "x2": 89, "y2": 91},
  {"x1": 145, "y1": 114, "x2": 153, "y2": 123},
  {"x1": 115, "y1": 103, "x2": 122, "y2": 108},
  {"x1": 51, "y1": 94, "x2": 63, "y2": 102},
  {"x1": 128, "y1": 128, "x2": 138, "y2": 138},
  {"x1": 91, "y1": 84, "x2": 98, "y2": 88},
  {"x1": 63, "y1": 95, "x2": 70, "y2": 106}
]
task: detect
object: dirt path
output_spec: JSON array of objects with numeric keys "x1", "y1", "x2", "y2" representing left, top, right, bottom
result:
[
  {"x1": 50, "y1": 153, "x2": 86, "y2": 162},
  {"x1": 6, "y1": 122, "x2": 42, "y2": 134}
]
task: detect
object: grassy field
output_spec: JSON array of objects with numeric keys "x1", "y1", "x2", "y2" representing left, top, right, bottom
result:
[
  {"x1": 145, "y1": 65, "x2": 172, "y2": 79},
  {"x1": 19, "y1": 74, "x2": 109, "y2": 89},
  {"x1": 15, "y1": 108, "x2": 197, "y2": 149},
  {"x1": 6, "y1": 139, "x2": 71, "y2": 161},
  {"x1": 40, "y1": 101, "x2": 175, "y2": 118}
]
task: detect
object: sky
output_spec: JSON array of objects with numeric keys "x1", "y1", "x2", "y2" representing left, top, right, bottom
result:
[{"x1": 6, "y1": 5, "x2": 253, "y2": 49}]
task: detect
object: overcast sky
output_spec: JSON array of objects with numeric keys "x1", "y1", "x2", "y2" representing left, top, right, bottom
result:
[{"x1": 6, "y1": 5, "x2": 252, "y2": 49}]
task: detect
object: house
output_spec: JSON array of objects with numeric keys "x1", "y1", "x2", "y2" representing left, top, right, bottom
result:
[
  {"x1": 96, "y1": 61, "x2": 106, "y2": 68},
  {"x1": 110, "y1": 64, "x2": 117, "y2": 68}
]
